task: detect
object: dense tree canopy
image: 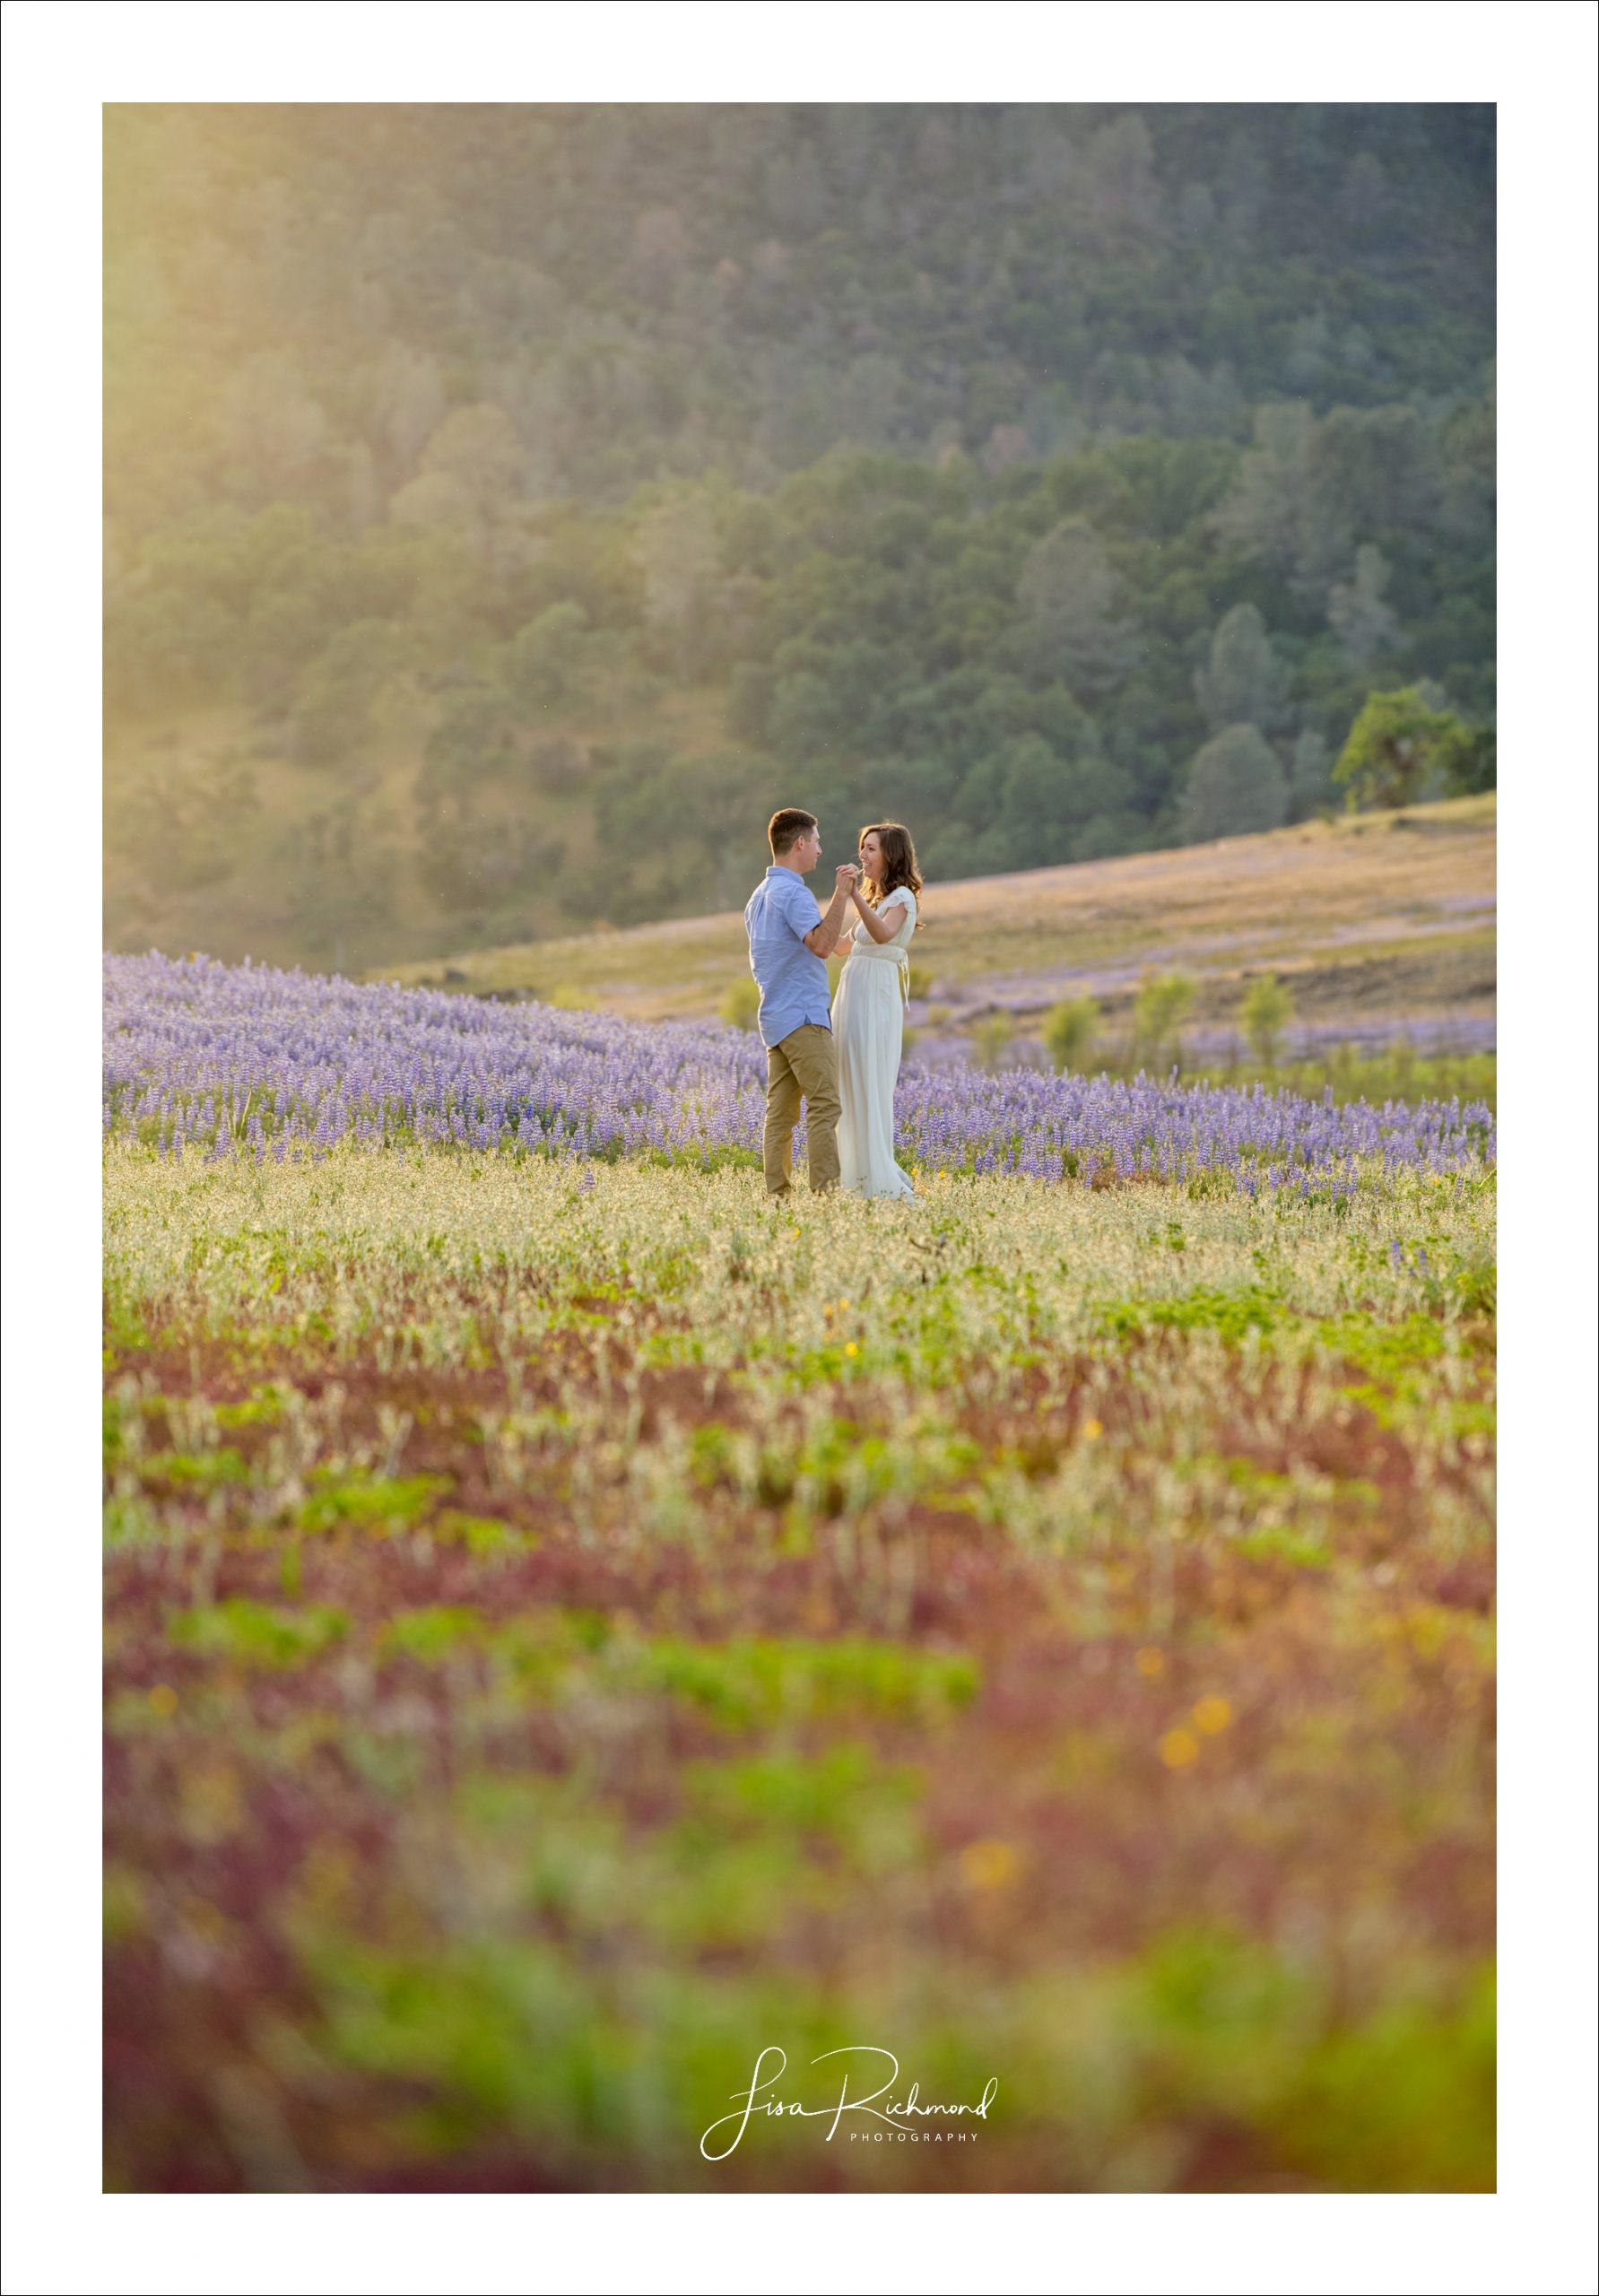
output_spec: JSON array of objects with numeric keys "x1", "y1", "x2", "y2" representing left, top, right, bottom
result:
[{"x1": 103, "y1": 103, "x2": 1495, "y2": 965}]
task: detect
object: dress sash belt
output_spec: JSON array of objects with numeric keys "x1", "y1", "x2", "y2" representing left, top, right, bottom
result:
[{"x1": 852, "y1": 939, "x2": 910, "y2": 1001}]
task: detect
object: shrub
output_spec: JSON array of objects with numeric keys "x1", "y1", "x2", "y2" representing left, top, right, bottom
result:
[
  {"x1": 1043, "y1": 994, "x2": 1099, "y2": 1074},
  {"x1": 719, "y1": 978, "x2": 761, "y2": 1031},
  {"x1": 1240, "y1": 973, "x2": 1295, "y2": 1067},
  {"x1": 1133, "y1": 971, "x2": 1195, "y2": 1073},
  {"x1": 971, "y1": 1012, "x2": 1014, "y2": 1072}
]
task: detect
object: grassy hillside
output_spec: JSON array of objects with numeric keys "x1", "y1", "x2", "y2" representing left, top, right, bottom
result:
[
  {"x1": 376, "y1": 793, "x2": 1494, "y2": 1045},
  {"x1": 103, "y1": 680, "x2": 738, "y2": 973}
]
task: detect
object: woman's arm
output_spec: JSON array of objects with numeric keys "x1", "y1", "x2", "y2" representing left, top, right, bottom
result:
[
  {"x1": 848, "y1": 888, "x2": 908, "y2": 945},
  {"x1": 801, "y1": 866, "x2": 860, "y2": 958}
]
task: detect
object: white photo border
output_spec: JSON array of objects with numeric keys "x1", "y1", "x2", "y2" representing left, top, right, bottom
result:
[{"x1": 3, "y1": 4, "x2": 1595, "y2": 2292}]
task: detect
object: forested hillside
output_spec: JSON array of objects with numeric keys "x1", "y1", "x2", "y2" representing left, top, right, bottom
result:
[{"x1": 104, "y1": 103, "x2": 1495, "y2": 968}]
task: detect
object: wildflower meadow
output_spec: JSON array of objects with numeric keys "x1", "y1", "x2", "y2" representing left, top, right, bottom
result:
[
  {"x1": 103, "y1": 953, "x2": 1495, "y2": 2192},
  {"x1": 107, "y1": 952, "x2": 1493, "y2": 1190}
]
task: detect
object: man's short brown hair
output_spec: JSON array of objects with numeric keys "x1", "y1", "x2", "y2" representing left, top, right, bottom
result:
[{"x1": 768, "y1": 807, "x2": 818, "y2": 858}]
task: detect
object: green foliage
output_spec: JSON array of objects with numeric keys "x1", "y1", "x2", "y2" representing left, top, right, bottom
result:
[
  {"x1": 1194, "y1": 604, "x2": 1291, "y2": 735},
  {"x1": 630, "y1": 1634, "x2": 979, "y2": 1728},
  {"x1": 1194, "y1": 1043, "x2": 1495, "y2": 1117},
  {"x1": 500, "y1": 602, "x2": 623, "y2": 716},
  {"x1": 1271, "y1": 1961, "x2": 1496, "y2": 2191},
  {"x1": 1327, "y1": 544, "x2": 1403, "y2": 669},
  {"x1": 678, "y1": 1742, "x2": 923, "y2": 1851},
  {"x1": 1179, "y1": 725, "x2": 1289, "y2": 842},
  {"x1": 167, "y1": 1596, "x2": 350, "y2": 1669},
  {"x1": 103, "y1": 107, "x2": 1496, "y2": 967},
  {"x1": 1446, "y1": 722, "x2": 1496, "y2": 796},
  {"x1": 971, "y1": 1012, "x2": 1015, "y2": 1072},
  {"x1": 1239, "y1": 972, "x2": 1296, "y2": 1066},
  {"x1": 1235, "y1": 1525, "x2": 1334, "y2": 1570},
  {"x1": 297, "y1": 1468, "x2": 452, "y2": 1535},
  {"x1": 292, "y1": 620, "x2": 402, "y2": 765},
  {"x1": 140, "y1": 1446, "x2": 251, "y2": 1489},
  {"x1": 120, "y1": 752, "x2": 260, "y2": 894},
  {"x1": 433, "y1": 1509, "x2": 532, "y2": 1552},
  {"x1": 718, "y1": 977, "x2": 761, "y2": 1031},
  {"x1": 380, "y1": 1605, "x2": 490, "y2": 1662},
  {"x1": 1016, "y1": 517, "x2": 1142, "y2": 697},
  {"x1": 213, "y1": 1384, "x2": 289, "y2": 1427},
  {"x1": 1132, "y1": 971, "x2": 1196, "y2": 1071},
  {"x1": 1098, "y1": 1283, "x2": 1286, "y2": 1345},
  {"x1": 1043, "y1": 994, "x2": 1099, "y2": 1074},
  {"x1": 1334, "y1": 686, "x2": 1492, "y2": 811}
]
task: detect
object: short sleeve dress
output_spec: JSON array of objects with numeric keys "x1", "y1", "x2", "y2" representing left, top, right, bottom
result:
[{"x1": 830, "y1": 888, "x2": 917, "y2": 1199}]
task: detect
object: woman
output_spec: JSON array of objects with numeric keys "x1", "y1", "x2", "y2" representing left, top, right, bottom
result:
[{"x1": 831, "y1": 821, "x2": 923, "y2": 1200}]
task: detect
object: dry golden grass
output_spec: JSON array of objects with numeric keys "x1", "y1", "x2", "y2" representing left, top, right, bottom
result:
[{"x1": 378, "y1": 796, "x2": 1496, "y2": 1031}]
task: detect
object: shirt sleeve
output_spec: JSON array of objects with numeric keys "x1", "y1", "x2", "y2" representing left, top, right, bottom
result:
[{"x1": 778, "y1": 875, "x2": 823, "y2": 938}]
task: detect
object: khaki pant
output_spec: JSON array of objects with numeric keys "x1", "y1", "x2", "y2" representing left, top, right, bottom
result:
[{"x1": 764, "y1": 1022, "x2": 841, "y2": 1196}]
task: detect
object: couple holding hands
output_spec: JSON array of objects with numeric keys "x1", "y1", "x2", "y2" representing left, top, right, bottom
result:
[{"x1": 743, "y1": 807, "x2": 923, "y2": 1203}]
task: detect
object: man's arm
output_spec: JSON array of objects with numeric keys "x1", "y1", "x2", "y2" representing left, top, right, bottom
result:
[{"x1": 802, "y1": 866, "x2": 858, "y2": 958}]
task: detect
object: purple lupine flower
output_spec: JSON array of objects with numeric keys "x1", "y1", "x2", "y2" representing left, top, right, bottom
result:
[{"x1": 101, "y1": 952, "x2": 1496, "y2": 1195}]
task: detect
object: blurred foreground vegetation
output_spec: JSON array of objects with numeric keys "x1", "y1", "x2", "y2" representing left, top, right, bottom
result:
[{"x1": 105, "y1": 1146, "x2": 1494, "y2": 2190}]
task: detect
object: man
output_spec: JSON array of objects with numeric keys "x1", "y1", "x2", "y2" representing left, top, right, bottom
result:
[{"x1": 743, "y1": 808, "x2": 858, "y2": 1198}]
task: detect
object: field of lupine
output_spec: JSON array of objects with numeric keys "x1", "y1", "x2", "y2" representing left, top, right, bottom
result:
[
  {"x1": 107, "y1": 953, "x2": 1492, "y2": 1189},
  {"x1": 104, "y1": 954, "x2": 1495, "y2": 2191}
]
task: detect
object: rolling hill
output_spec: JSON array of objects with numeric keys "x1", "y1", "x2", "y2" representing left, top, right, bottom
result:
[{"x1": 374, "y1": 794, "x2": 1495, "y2": 1054}]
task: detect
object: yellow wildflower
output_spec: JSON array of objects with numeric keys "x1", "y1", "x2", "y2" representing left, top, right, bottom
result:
[
  {"x1": 960, "y1": 1839, "x2": 1021, "y2": 1890},
  {"x1": 1159, "y1": 1727, "x2": 1200, "y2": 1770}
]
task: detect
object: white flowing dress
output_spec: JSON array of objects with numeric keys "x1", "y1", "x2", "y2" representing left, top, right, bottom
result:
[{"x1": 831, "y1": 887, "x2": 917, "y2": 1200}]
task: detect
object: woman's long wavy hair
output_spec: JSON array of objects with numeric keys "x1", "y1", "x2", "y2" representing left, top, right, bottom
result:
[{"x1": 858, "y1": 822, "x2": 924, "y2": 926}]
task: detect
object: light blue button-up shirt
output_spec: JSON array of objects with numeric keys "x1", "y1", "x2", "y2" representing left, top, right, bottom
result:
[{"x1": 744, "y1": 865, "x2": 830, "y2": 1049}]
